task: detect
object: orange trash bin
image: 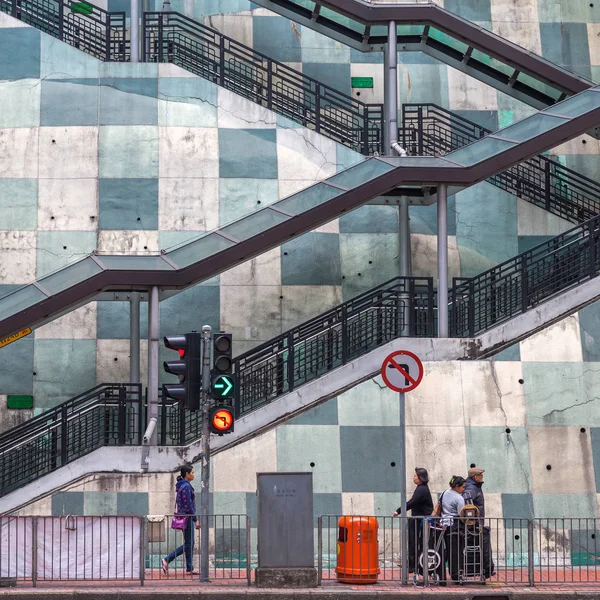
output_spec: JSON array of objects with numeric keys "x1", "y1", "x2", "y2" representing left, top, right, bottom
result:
[{"x1": 336, "y1": 516, "x2": 380, "y2": 584}]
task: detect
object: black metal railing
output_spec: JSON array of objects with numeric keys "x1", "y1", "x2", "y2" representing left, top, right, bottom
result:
[
  {"x1": 450, "y1": 214, "x2": 600, "y2": 337},
  {"x1": 0, "y1": 383, "x2": 142, "y2": 498},
  {"x1": 233, "y1": 277, "x2": 434, "y2": 416},
  {"x1": 142, "y1": 11, "x2": 383, "y2": 155},
  {"x1": 0, "y1": 0, "x2": 127, "y2": 61},
  {"x1": 401, "y1": 103, "x2": 600, "y2": 224}
]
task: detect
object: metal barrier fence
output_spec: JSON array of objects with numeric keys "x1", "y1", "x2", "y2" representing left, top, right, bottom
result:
[
  {"x1": 0, "y1": 514, "x2": 251, "y2": 586},
  {"x1": 318, "y1": 516, "x2": 600, "y2": 587}
]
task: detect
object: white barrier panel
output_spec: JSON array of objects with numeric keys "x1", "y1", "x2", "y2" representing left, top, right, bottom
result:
[{"x1": 0, "y1": 517, "x2": 34, "y2": 578}]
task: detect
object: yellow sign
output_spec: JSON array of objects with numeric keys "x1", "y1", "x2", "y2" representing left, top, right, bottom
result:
[{"x1": 0, "y1": 328, "x2": 32, "y2": 349}]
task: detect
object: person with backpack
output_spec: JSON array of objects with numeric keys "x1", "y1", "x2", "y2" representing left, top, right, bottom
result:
[
  {"x1": 441, "y1": 475, "x2": 466, "y2": 581},
  {"x1": 464, "y1": 466, "x2": 495, "y2": 578}
]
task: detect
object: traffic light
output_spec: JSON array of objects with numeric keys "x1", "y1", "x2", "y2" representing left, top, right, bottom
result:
[
  {"x1": 163, "y1": 332, "x2": 201, "y2": 411},
  {"x1": 212, "y1": 333, "x2": 232, "y2": 374},
  {"x1": 209, "y1": 405, "x2": 234, "y2": 435}
]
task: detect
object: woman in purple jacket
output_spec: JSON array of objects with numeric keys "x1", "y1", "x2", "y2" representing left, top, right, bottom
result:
[{"x1": 162, "y1": 465, "x2": 200, "y2": 575}]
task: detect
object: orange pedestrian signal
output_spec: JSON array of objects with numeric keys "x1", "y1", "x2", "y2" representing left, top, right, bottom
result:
[{"x1": 209, "y1": 406, "x2": 234, "y2": 435}]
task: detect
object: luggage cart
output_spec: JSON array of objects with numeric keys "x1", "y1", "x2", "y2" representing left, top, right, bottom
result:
[
  {"x1": 458, "y1": 506, "x2": 485, "y2": 583},
  {"x1": 418, "y1": 518, "x2": 447, "y2": 585}
]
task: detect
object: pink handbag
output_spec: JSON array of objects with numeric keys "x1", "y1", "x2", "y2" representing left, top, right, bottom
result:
[{"x1": 170, "y1": 502, "x2": 189, "y2": 530}]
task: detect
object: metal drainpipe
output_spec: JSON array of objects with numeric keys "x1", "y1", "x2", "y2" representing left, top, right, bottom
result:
[{"x1": 147, "y1": 286, "x2": 159, "y2": 445}]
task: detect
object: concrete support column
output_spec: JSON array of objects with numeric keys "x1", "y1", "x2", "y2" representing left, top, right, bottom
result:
[
  {"x1": 129, "y1": 292, "x2": 141, "y2": 384},
  {"x1": 437, "y1": 184, "x2": 449, "y2": 337},
  {"x1": 147, "y1": 286, "x2": 159, "y2": 444}
]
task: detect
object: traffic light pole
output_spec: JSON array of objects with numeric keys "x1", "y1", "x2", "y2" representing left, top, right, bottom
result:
[{"x1": 199, "y1": 324, "x2": 212, "y2": 582}]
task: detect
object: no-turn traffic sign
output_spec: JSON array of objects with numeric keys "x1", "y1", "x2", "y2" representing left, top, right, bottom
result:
[{"x1": 381, "y1": 350, "x2": 423, "y2": 393}]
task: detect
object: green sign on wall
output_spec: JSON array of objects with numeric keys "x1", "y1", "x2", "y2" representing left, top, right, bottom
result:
[
  {"x1": 7, "y1": 395, "x2": 33, "y2": 409},
  {"x1": 71, "y1": 1, "x2": 93, "y2": 15},
  {"x1": 351, "y1": 77, "x2": 374, "y2": 89}
]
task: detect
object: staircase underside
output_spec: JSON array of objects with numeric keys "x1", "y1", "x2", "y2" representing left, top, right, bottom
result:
[
  {"x1": 250, "y1": 0, "x2": 595, "y2": 112},
  {"x1": 3, "y1": 273, "x2": 600, "y2": 514}
]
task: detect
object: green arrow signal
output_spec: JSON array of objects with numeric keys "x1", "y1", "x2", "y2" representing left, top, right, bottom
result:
[{"x1": 213, "y1": 375, "x2": 233, "y2": 397}]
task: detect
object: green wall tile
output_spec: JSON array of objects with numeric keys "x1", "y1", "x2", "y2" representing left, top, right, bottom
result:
[
  {"x1": 0, "y1": 338, "x2": 34, "y2": 396},
  {"x1": 277, "y1": 425, "x2": 342, "y2": 493},
  {"x1": 41, "y1": 79, "x2": 98, "y2": 126},
  {"x1": 253, "y1": 17, "x2": 302, "y2": 63},
  {"x1": 0, "y1": 28, "x2": 40, "y2": 79},
  {"x1": 288, "y1": 398, "x2": 339, "y2": 425},
  {"x1": 36, "y1": 231, "x2": 97, "y2": 279},
  {"x1": 502, "y1": 493, "x2": 534, "y2": 525},
  {"x1": 52, "y1": 492, "x2": 84, "y2": 516},
  {"x1": 281, "y1": 232, "x2": 341, "y2": 286},
  {"x1": 533, "y1": 494, "x2": 598, "y2": 518},
  {"x1": 340, "y1": 426, "x2": 402, "y2": 492},
  {"x1": 465, "y1": 427, "x2": 531, "y2": 494},
  {"x1": 100, "y1": 78, "x2": 158, "y2": 126},
  {"x1": 33, "y1": 339, "x2": 97, "y2": 408},
  {"x1": 85, "y1": 492, "x2": 118, "y2": 515},
  {"x1": 0, "y1": 179, "x2": 37, "y2": 230},
  {"x1": 117, "y1": 492, "x2": 149, "y2": 515},
  {"x1": 99, "y1": 178, "x2": 159, "y2": 230},
  {"x1": 219, "y1": 129, "x2": 278, "y2": 179},
  {"x1": 99, "y1": 126, "x2": 159, "y2": 178},
  {"x1": 219, "y1": 179, "x2": 279, "y2": 225}
]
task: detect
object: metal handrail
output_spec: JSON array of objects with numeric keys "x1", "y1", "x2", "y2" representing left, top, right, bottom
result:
[
  {"x1": 142, "y1": 11, "x2": 383, "y2": 155},
  {"x1": 0, "y1": 0, "x2": 127, "y2": 61},
  {"x1": 401, "y1": 103, "x2": 600, "y2": 224},
  {"x1": 450, "y1": 214, "x2": 600, "y2": 337}
]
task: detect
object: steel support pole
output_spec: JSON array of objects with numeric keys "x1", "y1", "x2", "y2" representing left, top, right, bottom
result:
[
  {"x1": 199, "y1": 325, "x2": 212, "y2": 583},
  {"x1": 147, "y1": 286, "x2": 159, "y2": 444},
  {"x1": 398, "y1": 197, "x2": 412, "y2": 335},
  {"x1": 399, "y1": 391, "x2": 408, "y2": 584},
  {"x1": 437, "y1": 184, "x2": 449, "y2": 337},
  {"x1": 130, "y1": 292, "x2": 141, "y2": 384},
  {"x1": 130, "y1": 0, "x2": 139, "y2": 62},
  {"x1": 386, "y1": 20, "x2": 398, "y2": 155}
]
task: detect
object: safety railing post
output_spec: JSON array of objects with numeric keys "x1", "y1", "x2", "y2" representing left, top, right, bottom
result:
[
  {"x1": 315, "y1": 86, "x2": 321, "y2": 134},
  {"x1": 266, "y1": 59, "x2": 273, "y2": 111},
  {"x1": 527, "y1": 520, "x2": 535, "y2": 586},
  {"x1": 60, "y1": 405, "x2": 68, "y2": 465},
  {"x1": 468, "y1": 279, "x2": 475, "y2": 337},
  {"x1": 362, "y1": 112, "x2": 369, "y2": 156},
  {"x1": 246, "y1": 516, "x2": 251, "y2": 586},
  {"x1": 417, "y1": 105, "x2": 424, "y2": 155},
  {"x1": 544, "y1": 159, "x2": 552, "y2": 212},
  {"x1": 589, "y1": 221, "x2": 597, "y2": 279},
  {"x1": 421, "y1": 517, "x2": 429, "y2": 587},
  {"x1": 137, "y1": 384, "x2": 144, "y2": 444},
  {"x1": 141, "y1": 13, "x2": 146, "y2": 61},
  {"x1": 118, "y1": 385, "x2": 126, "y2": 445},
  {"x1": 159, "y1": 385, "x2": 167, "y2": 445},
  {"x1": 341, "y1": 304, "x2": 349, "y2": 364},
  {"x1": 286, "y1": 332, "x2": 295, "y2": 393},
  {"x1": 157, "y1": 16, "x2": 163, "y2": 62},
  {"x1": 32, "y1": 517, "x2": 38, "y2": 587},
  {"x1": 139, "y1": 516, "x2": 146, "y2": 586},
  {"x1": 521, "y1": 255, "x2": 529, "y2": 313},
  {"x1": 317, "y1": 516, "x2": 323, "y2": 585},
  {"x1": 179, "y1": 398, "x2": 186, "y2": 445},
  {"x1": 219, "y1": 35, "x2": 225, "y2": 87},
  {"x1": 11, "y1": 0, "x2": 17, "y2": 19},
  {"x1": 57, "y1": 0, "x2": 64, "y2": 41},
  {"x1": 427, "y1": 278, "x2": 435, "y2": 336},
  {"x1": 234, "y1": 369, "x2": 241, "y2": 419}
]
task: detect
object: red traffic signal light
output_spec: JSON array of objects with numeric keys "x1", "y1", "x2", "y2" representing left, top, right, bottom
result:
[
  {"x1": 163, "y1": 333, "x2": 201, "y2": 411},
  {"x1": 209, "y1": 406, "x2": 234, "y2": 435}
]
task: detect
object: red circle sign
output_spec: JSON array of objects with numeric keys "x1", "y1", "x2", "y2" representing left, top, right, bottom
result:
[{"x1": 381, "y1": 350, "x2": 423, "y2": 393}]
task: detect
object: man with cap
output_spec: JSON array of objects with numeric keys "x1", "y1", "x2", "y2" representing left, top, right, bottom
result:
[{"x1": 464, "y1": 466, "x2": 495, "y2": 578}]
